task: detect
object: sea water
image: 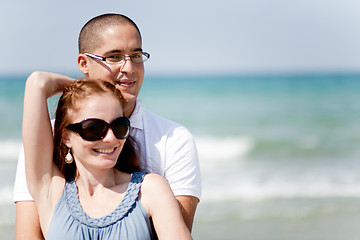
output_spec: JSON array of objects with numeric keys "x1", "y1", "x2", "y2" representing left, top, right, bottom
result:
[{"x1": 1, "y1": 74, "x2": 360, "y2": 239}]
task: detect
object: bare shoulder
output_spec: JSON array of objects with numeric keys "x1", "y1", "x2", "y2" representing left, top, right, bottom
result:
[
  {"x1": 143, "y1": 172, "x2": 166, "y2": 182},
  {"x1": 140, "y1": 173, "x2": 178, "y2": 218},
  {"x1": 142, "y1": 173, "x2": 171, "y2": 192},
  {"x1": 140, "y1": 173, "x2": 174, "y2": 203}
]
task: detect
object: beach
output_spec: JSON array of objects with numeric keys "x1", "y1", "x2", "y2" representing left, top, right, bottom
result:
[{"x1": 1, "y1": 74, "x2": 360, "y2": 239}]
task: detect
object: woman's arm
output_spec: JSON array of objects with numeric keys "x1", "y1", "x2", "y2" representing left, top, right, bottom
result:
[
  {"x1": 22, "y1": 71, "x2": 74, "y2": 200},
  {"x1": 141, "y1": 174, "x2": 192, "y2": 240},
  {"x1": 19, "y1": 72, "x2": 74, "y2": 238}
]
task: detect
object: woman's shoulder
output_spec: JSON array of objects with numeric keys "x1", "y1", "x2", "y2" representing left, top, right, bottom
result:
[
  {"x1": 139, "y1": 172, "x2": 179, "y2": 219},
  {"x1": 141, "y1": 173, "x2": 172, "y2": 196},
  {"x1": 142, "y1": 173, "x2": 168, "y2": 186}
]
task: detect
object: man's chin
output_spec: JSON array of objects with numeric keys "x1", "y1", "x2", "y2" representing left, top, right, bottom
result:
[
  {"x1": 122, "y1": 92, "x2": 137, "y2": 102},
  {"x1": 122, "y1": 96, "x2": 138, "y2": 117}
]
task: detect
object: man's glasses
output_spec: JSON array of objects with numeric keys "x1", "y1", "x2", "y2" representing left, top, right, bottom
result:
[
  {"x1": 84, "y1": 52, "x2": 150, "y2": 64},
  {"x1": 66, "y1": 117, "x2": 130, "y2": 141}
]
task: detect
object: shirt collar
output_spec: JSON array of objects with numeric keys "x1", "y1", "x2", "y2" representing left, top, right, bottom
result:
[{"x1": 129, "y1": 99, "x2": 143, "y2": 130}]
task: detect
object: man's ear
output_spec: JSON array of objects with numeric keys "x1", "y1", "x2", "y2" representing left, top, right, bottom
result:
[{"x1": 78, "y1": 54, "x2": 89, "y2": 74}]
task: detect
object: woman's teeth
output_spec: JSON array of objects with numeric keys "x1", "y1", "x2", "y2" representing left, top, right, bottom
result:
[{"x1": 95, "y1": 148, "x2": 115, "y2": 154}]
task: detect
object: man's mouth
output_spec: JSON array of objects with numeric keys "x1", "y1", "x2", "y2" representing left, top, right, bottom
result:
[{"x1": 115, "y1": 79, "x2": 135, "y2": 88}]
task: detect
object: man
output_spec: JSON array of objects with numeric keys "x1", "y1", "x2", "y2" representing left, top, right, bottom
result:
[{"x1": 14, "y1": 13, "x2": 201, "y2": 239}]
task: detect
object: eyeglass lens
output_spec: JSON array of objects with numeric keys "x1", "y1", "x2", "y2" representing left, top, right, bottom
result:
[{"x1": 67, "y1": 117, "x2": 130, "y2": 141}]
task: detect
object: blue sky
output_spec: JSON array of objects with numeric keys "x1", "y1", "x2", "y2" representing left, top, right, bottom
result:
[{"x1": 1, "y1": 0, "x2": 359, "y2": 75}]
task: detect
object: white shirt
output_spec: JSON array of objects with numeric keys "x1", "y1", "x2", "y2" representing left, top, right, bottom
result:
[{"x1": 13, "y1": 100, "x2": 201, "y2": 202}]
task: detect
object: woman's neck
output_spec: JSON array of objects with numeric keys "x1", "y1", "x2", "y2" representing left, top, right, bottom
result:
[{"x1": 75, "y1": 168, "x2": 124, "y2": 197}]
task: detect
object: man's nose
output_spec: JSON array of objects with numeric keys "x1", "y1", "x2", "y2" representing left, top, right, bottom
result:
[{"x1": 120, "y1": 56, "x2": 134, "y2": 72}]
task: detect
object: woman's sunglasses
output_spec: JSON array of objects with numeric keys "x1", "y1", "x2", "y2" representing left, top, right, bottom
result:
[{"x1": 66, "y1": 117, "x2": 130, "y2": 141}]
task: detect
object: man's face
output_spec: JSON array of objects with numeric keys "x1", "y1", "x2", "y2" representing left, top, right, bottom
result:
[{"x1": 79, "y1": 24, "x2": 145, "y2": 109}]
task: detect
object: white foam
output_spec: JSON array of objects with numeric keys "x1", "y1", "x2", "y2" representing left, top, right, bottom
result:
[
  {"x1": 194, "y1": 135, "x2": 254, "y2": 162},
  {"x1": 0, "y1": 186, "x2": 14, "y2": 206},
  {"x1": 194, "y1": 136, "x2": 360, "y2": 202},
  {"x1": 202, "y1": 170, "x2": 360, "y2": 203},
  {"x1": 0, "y1": 140, "x2": 21, "y2": 160}
]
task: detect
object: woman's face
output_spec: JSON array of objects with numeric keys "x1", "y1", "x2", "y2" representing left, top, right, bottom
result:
[{"x1": 64, "y1": 93, "x2": 125, "y2": 172}]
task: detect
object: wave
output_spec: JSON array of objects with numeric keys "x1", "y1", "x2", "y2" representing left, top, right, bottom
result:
[
  {"x1": 0, "y1": 185, "x2": 14, "y2": 206},
  {"x1": 194, "y1": 135, "x2": 254, "y2": 162},
  {"x1": 0, "y1": 140, "x2": 21, "y2": 161},
  {"x1": 194, "y1": 135, "x2": 360, "y2": 202},
  {"x1": 202, "y1": 167, "x2": 360, "y2": 203}
]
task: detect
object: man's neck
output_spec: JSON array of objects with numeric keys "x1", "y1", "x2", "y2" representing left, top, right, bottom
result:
[{"x1": 123, "y1": 100, "x2": 136, "y2": 117}]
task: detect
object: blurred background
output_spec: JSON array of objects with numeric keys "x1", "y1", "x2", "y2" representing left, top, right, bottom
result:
[{"x1": 1, "y1": 1, "x2": 360, "y2": 239}]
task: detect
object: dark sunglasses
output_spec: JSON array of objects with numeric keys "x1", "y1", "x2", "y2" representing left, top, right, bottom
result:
[{"x1": 66, "y1": 117, "x2": 130, "y2": 141}]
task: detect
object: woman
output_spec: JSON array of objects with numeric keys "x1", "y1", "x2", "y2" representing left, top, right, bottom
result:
[{"x1": 22, "y1": 71, "x2": 191, "y2": 239}]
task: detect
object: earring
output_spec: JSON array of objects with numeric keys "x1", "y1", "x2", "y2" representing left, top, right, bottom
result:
[{"x1": 65, "y1": 149, "x2": 73, "y2": 164}]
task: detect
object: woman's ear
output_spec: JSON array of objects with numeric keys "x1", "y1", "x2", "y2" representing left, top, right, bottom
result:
[
  {"x1": 62, "y1": 131, "x2": 72, "y2": 149},
  {"x1": 78, "y1": 54, "x2": 89, "y2": 74}
]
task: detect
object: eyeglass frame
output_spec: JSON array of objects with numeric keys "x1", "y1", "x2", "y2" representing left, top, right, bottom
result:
[{"x1": 84, "y1": 52, "x2": 150, "y2": 64}]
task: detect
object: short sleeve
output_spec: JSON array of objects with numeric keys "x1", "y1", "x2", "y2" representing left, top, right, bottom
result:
[
  {"x1": 163, "y1": 127, "x2": 202, "y2": 200},
  {"x1": 13, "y1": 145, "x2": 33, "y2": 202}
]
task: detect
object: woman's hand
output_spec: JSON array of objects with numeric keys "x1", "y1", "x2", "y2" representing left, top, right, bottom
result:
[{"x1": 26, "y1": 71, "x2": 75, "y2": 98}]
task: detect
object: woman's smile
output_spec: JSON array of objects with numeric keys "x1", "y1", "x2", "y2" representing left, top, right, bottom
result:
[{"x1": 93, "y1": 147, "x2": 118, "y2": 154}]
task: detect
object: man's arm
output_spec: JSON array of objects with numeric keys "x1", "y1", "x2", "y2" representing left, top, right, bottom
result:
[
  {"x1": 176, "y1": 196, "x2": 199, "y2": 232},
  {"x1": 14, "y1": 147, "x2": 43, "y2": 239},
  {"x1": 15, "y1": 201, "x2": 44, "y2": 240},
  {"x1": 164, "y1": 126, "x2": 201, "y2": 232}
]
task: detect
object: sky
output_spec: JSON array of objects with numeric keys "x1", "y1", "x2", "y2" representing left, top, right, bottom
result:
[{"x1": 0, "y1": 0, "x2": 360, "y2": 75}]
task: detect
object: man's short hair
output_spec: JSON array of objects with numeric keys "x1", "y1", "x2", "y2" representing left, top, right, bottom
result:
[{"x1": 78, "y1": 13, "x2": 142, "y2": 54}]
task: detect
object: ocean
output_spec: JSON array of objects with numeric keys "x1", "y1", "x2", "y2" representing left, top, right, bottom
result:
[{"x1": 1, "y1": 73, "x2": 360, "y2": 239}]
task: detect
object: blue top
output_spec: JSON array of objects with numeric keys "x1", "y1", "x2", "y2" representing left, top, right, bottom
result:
[{"x1": 46, "y1": 171, "x2": 153, "y2": 239}]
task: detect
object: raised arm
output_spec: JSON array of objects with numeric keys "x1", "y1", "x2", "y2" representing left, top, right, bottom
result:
[
  {"x1": 22, "y1": 71, "x2": 73, "y2": 199},
  {"x1": 141, "y1": 173, "x2": 192, "y2": 240}
]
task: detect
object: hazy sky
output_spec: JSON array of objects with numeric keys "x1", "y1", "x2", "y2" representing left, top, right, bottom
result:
[{"x1": 1, "y1": 0, "x2": 359, "y2": 75}]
